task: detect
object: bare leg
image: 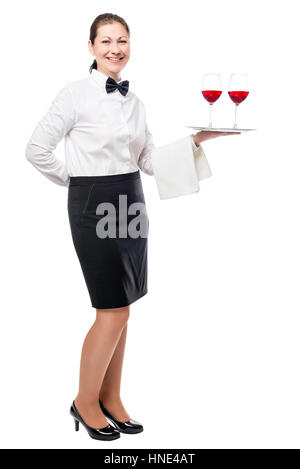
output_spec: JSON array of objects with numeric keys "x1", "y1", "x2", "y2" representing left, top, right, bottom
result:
[
  {"x1": 74, "y1": 305, "x2": 130, "y2": 429},
  {"x1": 99, "y1": 322, "x2": 131, "y2": 422}
]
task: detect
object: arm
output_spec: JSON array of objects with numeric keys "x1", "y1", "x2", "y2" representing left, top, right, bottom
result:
[
  {"x1": 25, "y1": 85, "x2": 76, "y2": 187},
  {"x1": 137, "y1": 121, "x2": 154, "y2": 176}
]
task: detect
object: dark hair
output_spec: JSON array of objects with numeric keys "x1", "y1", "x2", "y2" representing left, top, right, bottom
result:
[{"x1": 89, "y1": 13, "x2": 130, "y2": 74}]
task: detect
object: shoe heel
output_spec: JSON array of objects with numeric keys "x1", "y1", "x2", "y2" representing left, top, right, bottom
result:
[
  {"x1": 70, "y1": 400, "x2": 120, "y2": 440},
  {"x1": 74, "y1": 418, "x2": 79, "y2": 431}
]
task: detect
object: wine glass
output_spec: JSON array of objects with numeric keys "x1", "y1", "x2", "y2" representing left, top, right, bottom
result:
[
  {"x1": 201, "y1": 73, "x2": 223, "y2": 128},
  {"x1": 228, "y1": 73, "x2": 249, "y2": 128}
]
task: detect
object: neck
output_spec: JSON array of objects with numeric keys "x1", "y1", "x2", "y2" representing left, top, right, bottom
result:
[{"x1": 97, "y1": 67, "x2": 121, "y2": 82}]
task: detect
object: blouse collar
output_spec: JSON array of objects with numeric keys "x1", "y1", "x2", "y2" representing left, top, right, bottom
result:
[{"x1": 90, "y1": 68, "x2": 125, "y2": 92}]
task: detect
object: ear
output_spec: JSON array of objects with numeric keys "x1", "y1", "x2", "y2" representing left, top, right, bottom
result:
[{"x1": 87, "y1": 40, "x2": 94, "y2": 57}]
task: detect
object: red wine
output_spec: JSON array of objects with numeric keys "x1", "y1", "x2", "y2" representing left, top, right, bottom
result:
[
  {"x1": 228, "y1": 91, "x2": 249, "y2": 104},
  {"x1": 202, "y1": 90, "x2": 222, "y2": 103}
]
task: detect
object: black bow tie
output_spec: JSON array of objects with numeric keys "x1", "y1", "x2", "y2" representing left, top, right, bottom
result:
[{"x1": 105, "y1": 76, "x2": 129, "y2": 96}]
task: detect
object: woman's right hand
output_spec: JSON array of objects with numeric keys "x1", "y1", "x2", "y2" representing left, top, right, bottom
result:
[{"x1": 193, "y1": 130, "x2": 241, "y2": 147}]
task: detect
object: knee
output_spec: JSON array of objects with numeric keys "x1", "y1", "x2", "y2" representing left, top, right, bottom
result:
[
  {"x1": 113, "y1": 305, "x2": 130, "y2": 324},
  {"x1": 96, "y1": 305, "x2": 130, "y2": 326}
]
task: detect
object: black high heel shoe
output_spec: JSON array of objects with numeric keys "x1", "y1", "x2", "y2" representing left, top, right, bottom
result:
[
  {"x1": 99, "y1": 400, "x2": 144, "y2": 434},
  {"x1": 70, "y1": 401, "x2": 120, "y2": 441}
]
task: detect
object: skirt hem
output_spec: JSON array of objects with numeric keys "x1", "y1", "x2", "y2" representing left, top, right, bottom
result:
[{"x1": 91, "y1": 289, "x2": 148, "y2": 309}]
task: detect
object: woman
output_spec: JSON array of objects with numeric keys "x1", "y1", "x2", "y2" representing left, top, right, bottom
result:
[{"x1": 25, "y1": 13, "x2": 239, "y2": 441}]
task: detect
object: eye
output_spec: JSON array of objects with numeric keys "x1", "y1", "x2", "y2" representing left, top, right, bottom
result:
[{"x1": 101, "y1": 40, "x2": 127, "y2": 43}]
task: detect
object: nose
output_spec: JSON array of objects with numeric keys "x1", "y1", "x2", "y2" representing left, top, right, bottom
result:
[{"x1": 110, "y1": 43, "x2": 122, "y2": 55}]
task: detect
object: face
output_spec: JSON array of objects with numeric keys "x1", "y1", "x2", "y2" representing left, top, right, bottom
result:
[{"x1": 88, "y1": 22, "x2": 130, "y2": 81}]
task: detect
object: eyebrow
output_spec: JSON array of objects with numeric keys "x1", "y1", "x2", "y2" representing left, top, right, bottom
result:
[{"x1": 101, "y1": 36, "x2": 128, "y2": 39}]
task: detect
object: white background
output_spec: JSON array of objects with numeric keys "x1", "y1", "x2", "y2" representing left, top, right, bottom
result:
[{"x1": 0, "y1": 0, "x2": 299, "y2": 449}]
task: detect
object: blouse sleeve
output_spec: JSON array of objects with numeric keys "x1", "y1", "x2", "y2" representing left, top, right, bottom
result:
[
  {"x1": 137, "y1": 108, "x2": 212, "y2": 200},
  {"x1": 25, "y1": 85, "x2": 76, "y2": 187}
]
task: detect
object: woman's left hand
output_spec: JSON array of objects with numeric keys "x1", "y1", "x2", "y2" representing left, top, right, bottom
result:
[{"x1": 193, "y1": 130, "x2": 241, "y2": 146}]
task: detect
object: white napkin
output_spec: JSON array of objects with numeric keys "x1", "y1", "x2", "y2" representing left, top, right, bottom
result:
[{"x1": 152, "y1": 135, "x2": 212, "y2": 200}]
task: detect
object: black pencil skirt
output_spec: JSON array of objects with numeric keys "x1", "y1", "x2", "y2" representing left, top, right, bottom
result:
[{"x1": 67, "y1": 170, "x2": 149, "y2": 309}]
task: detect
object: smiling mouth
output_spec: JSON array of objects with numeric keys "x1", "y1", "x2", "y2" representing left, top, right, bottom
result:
[{"x1": 106, "y1": 57, "x2": 124, "y2": 62}]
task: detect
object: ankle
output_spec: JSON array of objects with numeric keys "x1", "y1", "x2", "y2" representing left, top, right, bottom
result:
[
  {"x1": 75, "y1": 395, "x2": 100, "y2": 409},
  {"x1": 99, "y1": 392, "x2": 121, "y2": 404}
]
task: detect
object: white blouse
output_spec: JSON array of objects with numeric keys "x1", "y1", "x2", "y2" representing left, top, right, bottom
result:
[{"x1": 25, "y1": 68, "x2": 212, "y2": 199}]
